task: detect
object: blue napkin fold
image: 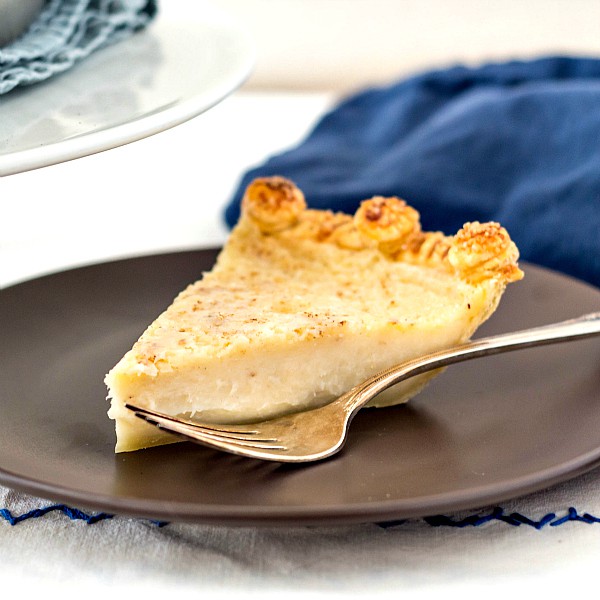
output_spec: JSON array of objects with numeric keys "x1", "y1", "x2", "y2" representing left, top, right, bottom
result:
[
  {"x1": 0, "y1": 0, "x2": 157, "y2": 95},
  {"x1": 226, "y1": 57, "x2": 600, "y2": 289}
]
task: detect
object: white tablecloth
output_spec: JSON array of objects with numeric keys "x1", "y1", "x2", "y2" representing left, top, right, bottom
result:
[{"x1": 2, "y1": 91, "x2": 600, "y2": 600}]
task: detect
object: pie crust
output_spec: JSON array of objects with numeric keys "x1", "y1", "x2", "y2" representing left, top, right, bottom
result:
[{"x1": 106, "y1": 177, "x2": 523, "y2": 452}]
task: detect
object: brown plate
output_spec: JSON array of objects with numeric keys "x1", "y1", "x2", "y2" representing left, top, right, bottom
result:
[{"x1": 1, "y1": 250, "x2": 599, "y2": 526}]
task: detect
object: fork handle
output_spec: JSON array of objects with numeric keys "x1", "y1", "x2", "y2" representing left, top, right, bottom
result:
[{"x1": 345, "y1": 311, "x2": 600, "y2": 412}]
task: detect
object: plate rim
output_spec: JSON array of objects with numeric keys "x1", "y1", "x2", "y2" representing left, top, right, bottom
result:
[{"x1": 2, "y1": 446, "x2": 600, "y2": 526}]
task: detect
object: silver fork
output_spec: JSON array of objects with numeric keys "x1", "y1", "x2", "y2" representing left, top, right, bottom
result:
[{"x1": 126, "y1": 312, "x2": 600, "y2": 463}]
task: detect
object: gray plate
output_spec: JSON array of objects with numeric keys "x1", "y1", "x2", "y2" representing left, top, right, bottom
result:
[{"x1": 1, "y1": 250, "x2": 599, "y2": 526}]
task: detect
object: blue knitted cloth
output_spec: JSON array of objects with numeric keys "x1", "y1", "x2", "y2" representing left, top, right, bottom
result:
[
  {"x1": 0, "y1": 0, "x2": 157, "y2": 95},
  {"x1": 226, "y1": 57, "x2": 600, "y2": 289}
]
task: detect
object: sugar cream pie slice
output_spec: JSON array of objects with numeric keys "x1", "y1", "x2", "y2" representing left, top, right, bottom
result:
[{"x1": 105, "y1": 177, "x2": 523, "y2": 452}]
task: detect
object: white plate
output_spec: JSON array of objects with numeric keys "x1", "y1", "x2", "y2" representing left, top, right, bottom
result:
[{"x1": 0, "y1": 2, "x2": 254, "y2": 176}]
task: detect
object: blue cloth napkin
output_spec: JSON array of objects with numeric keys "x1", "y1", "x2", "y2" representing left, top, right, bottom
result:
[
  {"x1": 0, "y1": 0, "x2": 157, "y2": 95},
  {"x1": 226, "y1": 57, "x2": 600, "y2": 289}
]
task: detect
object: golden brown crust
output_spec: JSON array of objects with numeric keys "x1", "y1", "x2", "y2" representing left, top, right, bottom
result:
[
  {"x1": 354, "y1": 196, "x2": 421, "y2": 255},
  {"x1": 290, "y1": 209, "x2": 351, "y2": 241},
  {"x1": 240, "y1": 177, "x2": 522, "y2": 284},
  {"x1": 448, "y1": 221, "x2": 524, "y2": 283},
  {"x1": 242, "y1": 176, "x2": 306, "y2": 233}
]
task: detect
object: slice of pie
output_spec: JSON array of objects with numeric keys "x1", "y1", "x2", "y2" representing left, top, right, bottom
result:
[{"x1": 105, "y1": 177, "x2": 523, "y2": 452}]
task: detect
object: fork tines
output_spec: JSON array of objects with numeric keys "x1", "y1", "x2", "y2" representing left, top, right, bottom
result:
[{"x1": 125, "y1": 404, "x2": 286, "y2": 450}]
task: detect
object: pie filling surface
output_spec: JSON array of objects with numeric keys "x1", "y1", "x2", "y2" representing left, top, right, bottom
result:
[{"x1": 105, "y1": 177, "x2": 523, "y2": 452}]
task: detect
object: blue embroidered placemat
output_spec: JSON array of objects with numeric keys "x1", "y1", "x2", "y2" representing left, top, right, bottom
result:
[
  {"x1": 226, "y1": 56, "x2": 600, "y2": 289},
  {"x1": 0, "y1": 0, "x2": 158, "y2": 95},
  {"x1": 1, "y1": 501, "x2": 599, "y2": 530}
]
